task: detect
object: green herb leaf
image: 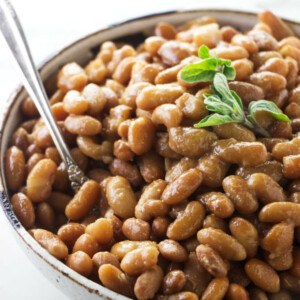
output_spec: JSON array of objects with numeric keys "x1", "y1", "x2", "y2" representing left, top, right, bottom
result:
[
  {"x1": 204, "y1": 94, "x2": 234, "y2": 115},
  {"x1": 222, "y1": 64, "x2": 236, "y2": 80},
  {"x1": 248, "y1": 100, "x2": 291, "y2": 123},
  {"x1": 198, "y1": 45, "x2": 211, "y2": 59},
  {"x1": 194, "y1": 113, "x2": 236, "y2": 128}
]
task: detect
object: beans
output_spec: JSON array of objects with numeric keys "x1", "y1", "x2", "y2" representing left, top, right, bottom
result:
[
  {"x1": 5, "y1": 146, "x2": 26, "y2": 192},
  {"x1": 265, "y1": 251, "x2": 293, "y2": 271},
  {"x1": 155, "y1": 22, "x2": 177, "y2": 39},
  {"x1": 158, "y1": 239, "x2": 188, "y2": 262},
  {"x1": 11, "y1": 193, "x2": 35, "y2": 229},
  {"x1": 120, "y1": 246, "x2": 159, "y2": 276},
  {"x1": 213, "y1": 140, "x2": 268, "y2": 167},
  {"x1": 260, "y1": 222, "x2": 294, "y2": 256},
  {"x1": 196, "y1": 244, "x2": 227, "y2": 277},
  {"x1": 222, "y1": 175, "x2": 258, "y2": 214},
  {"x1": 73, "y1": 233, "x2": 99, "y2": 257},
  {"x1": 122, "y1": 218, "x2": 151, "y2": 241},
  {"x1": 197, "y1": 228, "x2": 247, "y2": 261},
  {"x1": 109, "y1": 158, "x2": 143, "y2": 187},
  {"x1": 249, "y1": 71, "x2": 286, "y2": 95},
  {"x1": 247, "y1": 173, "x2": 287, "y2": 204},
  {"x1": 269, "y1": 290, "x2": 292, "y2": 300},
  {"x1": 113, "y1": 139, "x2": 134, "y2": 161},
  {"x1": 85, "y1": 218, "x2": 113, "y2": 245},
  {"x1": 214, "y1": 123, "x2": 255, "y2": 142},
  {"x1": 245, "y1": 258, "x2": 280, "y2": 293},
  {"x1": 213, "y1": 46, "x2": 249, "y2": 60},
  {"x1": 203, "y1": 214, "x2": 228, "y2": 232},
  {"x1": 286, "y1": 57, "x2": 299, "y2": 89},
  {"x1": 37, "y1": 202, "x2": 55, "y2": 229},
  {"x1": 62, "y1": 90, "x2": 88, "y2": 115},
  {"x1": 167, "y1": 201, "x2": 205, "y2": 241},
  {"x1": 57, "y1": 62, "x2": 88, "y2": 92},
  {"x1": 162, "y1": 292, "x2": 199, "y2": 300},
  {"x1": 57, "y1": 223, "x2": 85, "y2": 248},
  {"x1": 136, "y1": 84, "x2": 184, "y2": 110},
  {"x1": 152, "y1": 104, "x2": 183, "y2": 128},
  {"x1": 65, "y1": 180, "x2": 100, "y2": 220},
  {"x1": 201, "y1": 277, "x2": 229, "y2": 300},
  {"x1": 198, "y1": 192, "x2": 234, "y2": 218},
  {"x1": 259, "y1": 202, "x2": 300, "y2": 225},
  {"x1": 106, "y1": 176, "x2": 137, "y2": 219},
  {"x1": 128, "y1": 117, "x2": 155, "y2": 155},
  {"x1": 145, "y1": 36, "x2": 166, "y2": 56},
  {"x1": 247, "y1": 30, "x2": 278, "y2": 51},
  {"x1": 162, "y1": 169, "x2": 203, "y2": 205},
  {"x1": 64, "y1": 115, "x2": 101, "y2": 136},
  {"x1": 32, "y1": 228, "x2": 68, "y2": 259},
  {"x1": 134, "y1": 265, "x2": 163, "y2": 300},
  {"x1": 290, "y1": 247, "x2": 300, "y2": 277},
  {"x1": 21, "y1": 96, "x2": 39, "y2": 117},
  {"x1": 77, "y1": 136, "x2": 110, "y2": 161},
  {"x1": 231, "y1": 59, "x2": 254, "y2": 81},
  {"x1": 169, "y1": 127, "x2": 217, "y2": 157},
  {"x1": 226, "y1": 283, "x2": 249, "y2": 300},
  {"x1": 66, "y1": 251, "x2": 93, "y2": 277},
  {"x1": 272, "y1": 136, "x2": 300, "y2": 160},
  {"x1": 283, "y1": 154, "x2": 300, "y2": 178},
  {"x1": 197, "y1": 154, "x2": 229, "y2": 188},
  {"x1": 152, "y1": 217, "x2": 171, "y2": 239},
  {"x1": 99, "y1": 264, "x2": 133, "y2": 298},
  {"x1": 11, "y1": 127, "x2": 29, "y2": 152},
  {"x1": 257, "y1": 57, "x2": 289, "y2": 76},
  {"x1": 229, "y1": 217, "x2": 259, "y2": 258},
  {"x1": 281, "y1": 272, "x2": 300, "y2": 293},
  {"x1": 26, "y1": 159, "x2": 57, "y2": 202},
  {"x1": 92, "y1": 251, "x2": 120, "y2": 270},
  {"x1": 162, "y1": 270, "x2": 186, "y2": 295}
]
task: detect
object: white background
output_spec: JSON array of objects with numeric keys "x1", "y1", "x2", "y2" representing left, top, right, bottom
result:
[{"x1": 0, "y1": 0, "x2": 299, "y2": 299}]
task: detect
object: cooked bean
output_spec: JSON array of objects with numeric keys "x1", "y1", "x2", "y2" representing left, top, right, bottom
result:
[
  {"x1": 57, "y1": 223, "x2": 85, "y2": 248},
  {"x1": 99, "y1": 264, "x2": 133, "y2": 297},
  {"x1": 229, "y1": 217, "x2": 259, "y2": 258},
  {"x1": 226, "y1": 283, "x2": 249, "y2": 300},
  {"x1": 247, "y1": 30, "x2": 278, "y2": 51},
  {"x1": 265, "y1": 250, "x2": 293, "y2": 271},
  {"x1": 122, "y1": 218, "x2": 151, "y2": 241},
  {"x1": 213, "y1": 46, "x2": 249, "y2": 60},
  {"x1": 66, "y1": 251, "x2": 93, "y2": 277},
  {"x1": 152, "y1": 104, "x2": 183, "y2": 128},
  {"x1": 11, "y1": 193, "x2": 35, "y2": 229},
  {"x1": 73, "y1": 233, "x2": 99, "y2": 257},
  {"x1": 201, "y1": 277, "x2": 229, "y2": 300},
  {"x1": 167, "y1": 201, "x2": 205, "y2": 241},
  {"x1": 62, "y1": 90, "x2": 88, "y2": 115},
  {"x1": 85, "y1": 218, "x2": 113, "y2": 245},
  {"x1": 106, "y1": 176, "x2": 137, "y2": 219},
  {"x1": 245, "y1": 258, "x2": 280, "y2": 293},
  {"x1": 32, "y1": 228, "x2": 68, "y2": 259},
  {"x1": 272, "y1": 136, "x2": 300, "y2": 160},
  {"x1": 286, "y1": 57, "x2": 299, "y2": 89},
  {"x1": 5, "y1": 146, "x2": 26, "y2": 192},
  {"x1": 152, "y1": 217, "x2": 171, "y2": 239},
  {"x1": 232, "y1": 59, "x2": 254, "y2": 81},
  {"x1": 158, "y1": 239, "x2": 188, "y2": 262},
  {"x1": 64, "y1": 115, "x2": 101, "y2": 136},
  {"x1": 112, "y1": 56, "x2": 136, "y2": 84},
  {"x1": 65, "y1": 180, "x2": 100, "y2": 220},
  {"x1": 203, "y1": 214, "x2": 229, "y2": 232},
  {"x1": 92, "y1": 251, "x2": 120, "y2": 271},
  {"x1": 259, "y1": 202, "x2": 300, "y2": 225},
  {"x1": 223, "y1": 175, "x2": 258, "y2": 214},
  {"x1": 37, "y1": 202, "x2": 55, "y2": 229},
  {"x1": 162, "y1": 169, "x2": 203, "y2": 205},
  {"x1": 166, "y1": 157, "x2": 197, "y2": 183},
  {"x1": 21, "y1": 96, "x2": 39, "y2": 118},
  {"x1": 269, "y1": 290, "x2": 292, "y2": 300},
  {"x1": 163, "y1": 270, "x2": 186, "y2": 295},
  {"x1": 11, "y1": 127, "x2": 29, "y2": 152},
  {"x1": 247, "y1": 173, "x2": 287, "y2": 203},
  {"x1": 214, "y1": 123, "x2": 255, "y2": 142},
  {"x1": 197, "y1": 228, "x2": 246, "y2": 261},
  {"x1": 283, "y1": 154, "x2": 300, "y2": 178},
  {"x1": 198, "y1": 192, "x2": 234, "y2": 218}
]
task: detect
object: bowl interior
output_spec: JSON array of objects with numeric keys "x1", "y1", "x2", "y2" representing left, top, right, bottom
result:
[{"x1": 1, "y1": 9, "x2": 300, "y2": 299}]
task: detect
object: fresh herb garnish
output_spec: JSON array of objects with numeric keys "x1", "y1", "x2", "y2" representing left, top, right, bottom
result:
[{"x1": 179, "y1": 45, "x2": 290, "y2": 137}]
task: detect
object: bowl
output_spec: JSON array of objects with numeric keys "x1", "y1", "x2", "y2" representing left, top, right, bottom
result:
[{"x1": 1, "y1": 8, "x2": 300, "y2": 300}]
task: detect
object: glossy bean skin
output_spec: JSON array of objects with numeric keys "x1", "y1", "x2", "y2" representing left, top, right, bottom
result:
[
  {"x1": 245, "y1": 259, "x2": 280, "y2": 293},
  {"x1": 167, "y1": 201, "x2": 205, "y2": 241},
  {"x1": 247, "y1": 173, "x2": 287, "y2": 204},
  {"x1": 106, "y1": 176, "x2": 137, "y2": 219},
  {"x1": 201, "y1": 277, "x2": 229, "y2": 300},
  {"x1": 62, "y1": 90, "x2": 88, "y2": 115},
  {"x1": 226, "y1": 283, "x2": 249, "y2": 300},
  {"x1": 214, "y1": 123, "x2": 255, "y2": 142},
  {"x1": 5, "y1": 146, "x2": 26, "y2": 192},
  {"x1": 64, "y1": 115, "x2": 102, "y2": 136},
  {"x1": 162, "y1": 270, "x2": 186, "y2": 295},
  {"x1": 66, "y1": 251, "x2": 93, "y2": 277},
  {"x1": 158, "y1": 239, "x2": 188, "y2": 262},
  {"x1": 37, "y1": 202, "x2": 55, "y2": 229},
  {"x1": 92, "y1": 251, "x2": 120, "y2": 270},
  {"x1": 134, "y1": 266, "x2": 163, "y2": 300},
  {"x1": 152, "y1": 104, "x2": 183, "y2": 128},
  {"x1": 65, "y1": 180, "x2": 100, "y2": 220},
  {"x1": 85, "y1": 218, "x2": 114, "y2": 245},
  {"x1": 283, "y1": 154, "x2": 300, "y2": 178},
  {"x1": 73, "y1": 233, "x2": 99, "y2": 257},
  {"x1": 122, "y1": 218, "x2": 151, "y2": 241},
  {"x1": 197, "y1": 228, "x2": 247, "y2": 261},
  {"x1": 11, "y1": 193, "x2": 35, "y2": 229},
  {"x1": 27, "y1": 159, "x2": 57, "y2": 202},
  {"x1": 57, "y1": 223, "x2": 85, "y2": 248}
]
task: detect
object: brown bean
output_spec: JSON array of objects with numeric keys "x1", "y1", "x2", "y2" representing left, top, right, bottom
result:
[
  {"x1": 247, "y1": 30, "x2": 278, "y2": 51},
  {"x1": 37, "y1": 202, "x2": 55, "y2": 229},
  {"x1": 245, "y1": 258, "x2": 280, "y2": 293},
  {"x1": 158, "y1": 239, "x2": 188, "y2": 262},
  {"x1": 5, "y1": 146, "x2": 26, "y2": 192},
  {"x1": 265, "y1": 250, "x2": 293, "y2": 271},
  {"x1": 85, "y1": 58, "x2": 107, "y2": 84},
  {"x1": 122, "y1": 218, "x2": 151, "y2": 241},
  {"x1": 213, "y1": 46, "x2": 249, "y2": 60},
  {"x1": 167, "y1": 201, "x2": 205, "y2": 241},
  {"x1": 286, "y1": 57, "x2": 299, "y2": 89},
  {"x1": 64, "y1": 115, "x2": 101, "y2": 136},
  {"x1": 247, "y1": 173, "x2": 287, "y2": 204},
  {"x1": 145, "y1": 36, "x2": 167, "y2": 56},
  {"x1": 232, "y1": 59, "x2": 254, "y2": 81},
  {"x1": 11, "y1": 193, "x2": 35, "y2": 229},
  {"x1": 162, "y1": 270, "x2": 186, "y2": 295},
  {"x1": 269, "y1": 290, "x2": 292, "y2": 300},
  {"x1": 214, "y1": 123, "x2": 255, "y2": 142},
  {"x1": 32, "y1": 228, "x2": 68, "y2": 259},
  {"x1": 290, "y1": 247, "x2": 300, "y2": 277},
  {"x1": 27, "y1": 159, "x2": 57, "y2": 202},
  {"x1": 128, "y1": 117, "x2": 155, "y2": 155},
  {"x1": 227, "y1": 262, "x2": 251, "y2": 288},
  {"x1": 62, "y1": 90, "x2": 88, "y2": 115},
  {"x1": 203, "y1": 214, "x2": 229, "y2": 232},
  {"x1": 113, "y1": 139, "x2": 134, "y2": 162},
  {"x1": 197, "y1": 228, "x2": 247, "y2": 261},
  {"x1": 57, "y1": 223, "x2": 85, "y2": 248},
  {"x1": 112, "y1": 57, "x2": 136, "y2": 84},
  {"x1": 259, "y1": 202, "x2": 300, "y2": 225},
  {"x1": 222, "y1": 175, "x2": 258, "y2": 214},
  {"x1": 73, "y1": 233, "x2": 99, "y2": 257},
  {"x1": 226, "y1": 283, "x2": 249, "y2": 300},
  {"x1": 106, "y1": 176, "x2": 137, "y2": 219},
  {"x1": 166, "y1": 157, "x2": 197, "y2": 183},
  {"x1": 51, "y1": 101, "x2": 68, "y2": 121},
  {"x1": 85, "y1": 218, "x2": 113, "y2": 245},
  {"x1": 92, "y1": 251, "x2": 120, "y2": 271},
  {"x1": 260, "y1": 222, "x2": 294, "y2": 256},
  {"x1": 162, "y1": 169, "x2": 203, "y2": 205},
  {"x1": 283, "y1": 154, "x2": 300, "y2": 178},
  {"x1": 21, "y1": 96, "x2": 39, "y2": 117},
  {"x1": 201, "y1": 277, "x2": 229, "y2": 300},
  {"x1": 257, "y1": 57, "x2": 289, "y2": 76},
  {"x1": 98, "y1": 264, "x2": 134, "y2": 298},
  {"x1": 152, "y1": 104, "x2": 183, "y2": 128},
  {"x1": 229, "y1": 217, "x2": 259, "y2": 258},
  {"x1": 66, "y1": 250, "x2": 93, "y2": 277},
  {"x1": 65, "y1": 180, "x2": 100, "y2": 220},
  {"x1": 152, "y1": 217, "x2": 171, "y2": 239}
]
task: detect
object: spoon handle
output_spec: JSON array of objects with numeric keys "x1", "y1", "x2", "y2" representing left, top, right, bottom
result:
[{"x1": 0, "y1": 0, "x2": 88, "y2": 191}]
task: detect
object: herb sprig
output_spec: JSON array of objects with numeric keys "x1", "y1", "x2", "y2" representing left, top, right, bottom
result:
[{"x1": 180, "y1": 45, "x2": 290, "y2": 137}]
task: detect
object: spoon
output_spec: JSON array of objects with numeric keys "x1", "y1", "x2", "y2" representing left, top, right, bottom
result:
[{"x1": 0, "y1": 0, "x2": 88, "y2": 191}]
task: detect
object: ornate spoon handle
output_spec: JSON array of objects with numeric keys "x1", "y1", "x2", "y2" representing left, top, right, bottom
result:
[{"x1": 0, "y1": 0, "x2": 88, "y2": 191}]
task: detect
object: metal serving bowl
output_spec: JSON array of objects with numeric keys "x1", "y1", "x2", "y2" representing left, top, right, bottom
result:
[{"x1": 1, "y1": 9, "x2": 300, "y2": 300}]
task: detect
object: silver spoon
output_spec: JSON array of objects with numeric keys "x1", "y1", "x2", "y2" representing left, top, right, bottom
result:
[{"x1": 0, "y1": 0, "x2": 88, "y2": 191}]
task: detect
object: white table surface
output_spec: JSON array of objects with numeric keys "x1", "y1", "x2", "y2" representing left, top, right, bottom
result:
[{"x1": 0, "y1": 0, "x2": 299, "y2": 299}]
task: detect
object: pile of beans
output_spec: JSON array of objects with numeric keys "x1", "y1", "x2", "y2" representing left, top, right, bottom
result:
[{"x1": 6, "y1": 10, "x2": 300, "y2": 300}]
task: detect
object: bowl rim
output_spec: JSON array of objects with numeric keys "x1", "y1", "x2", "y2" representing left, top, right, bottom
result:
[{"x1": 1, "y1": 7, "x2": 300, "y2": 299}]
